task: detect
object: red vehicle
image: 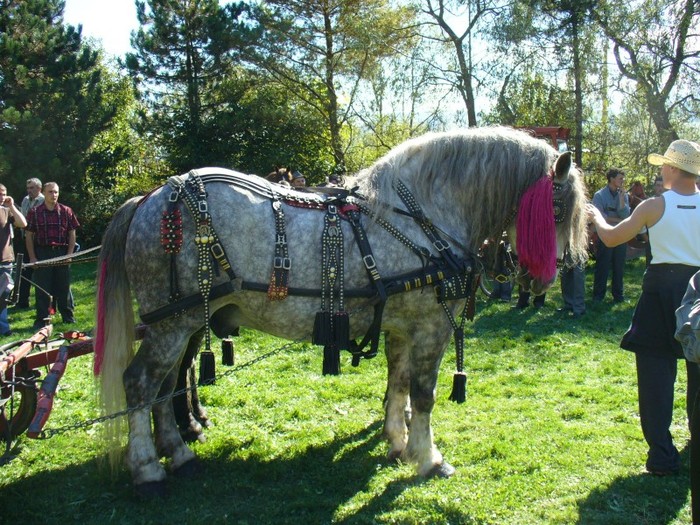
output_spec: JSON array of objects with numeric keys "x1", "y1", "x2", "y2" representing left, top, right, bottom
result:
[{"x1": 518, "y1": 126, "x2": 571, "y2": 153}]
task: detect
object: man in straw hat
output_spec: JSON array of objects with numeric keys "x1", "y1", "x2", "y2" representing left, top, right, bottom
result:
[{"x1": 588, "y1": 139, "x2": 700, "y2": 479}]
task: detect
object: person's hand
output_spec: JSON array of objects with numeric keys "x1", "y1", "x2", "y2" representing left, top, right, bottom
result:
[
  {"x1": 29, "y1": 256, "x2": 37, "y2": 264},
  {"x1": 586, "y1": 203, "x2": 600, "y2": 223},
  {"x1": 1, "y1": 196, "x2": 13, "y2": 207}
]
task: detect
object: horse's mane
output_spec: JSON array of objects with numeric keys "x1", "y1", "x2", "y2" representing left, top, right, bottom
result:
[{"x1": 348, "y1": 126, "x2": 589, "y2": 261}]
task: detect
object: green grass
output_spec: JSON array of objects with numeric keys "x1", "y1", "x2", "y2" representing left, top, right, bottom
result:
[{"x1": 0, "y1": 258, "x2": 692, "y2": 524}]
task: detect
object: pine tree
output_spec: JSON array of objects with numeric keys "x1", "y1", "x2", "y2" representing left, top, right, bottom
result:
[
  {"x1": 0, "y1": 0, "x2": 116, "y2": 199},
  {"x1": 125, "y1": 0, "x2": 257, "y2": 172}
]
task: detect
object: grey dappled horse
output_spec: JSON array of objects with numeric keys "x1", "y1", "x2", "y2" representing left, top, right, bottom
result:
[{"x1": 96, "y1": 127, "x2": 588, "y2": 496}]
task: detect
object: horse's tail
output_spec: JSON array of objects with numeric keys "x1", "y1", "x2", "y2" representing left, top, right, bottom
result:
[{"x1": 94, "y1": 196, "x2": 141, "y2": 470}]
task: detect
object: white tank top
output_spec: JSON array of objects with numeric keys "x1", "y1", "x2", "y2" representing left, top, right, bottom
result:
[{"x1": 649, "y1": 190, "x2": 700, "y2": 266}]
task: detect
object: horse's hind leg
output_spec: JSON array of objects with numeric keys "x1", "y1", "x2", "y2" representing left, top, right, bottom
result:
[
  {"x1": 384, "y1": 333, "x2": 411, "y2": 461},
  {"x1": 152, "y1": 365, "x2": 201, "y2": 477},
  {"x1": 172, "y1": 328, "x2": 209, "y2": 443},
  {"x1": 124, "y1": 327, "x2": 196, "y2": 492}
]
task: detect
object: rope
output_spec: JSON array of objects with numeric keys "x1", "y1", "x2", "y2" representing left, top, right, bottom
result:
[{"x1": 21, "y1": 245, "x2": 102, "y2": 269}]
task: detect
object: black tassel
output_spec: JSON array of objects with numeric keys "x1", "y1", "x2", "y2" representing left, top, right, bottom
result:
[
  {"x1": 322, "y1": 344, "x2": 341, "y2": 375},
  {"x1": 312, "y1": 311, "x2": 332, "y2": 346},
  {"x1": 221, "y1": 338, "x2": 235, "y2": 366},
  {"x1": 334, "y1": 311, "x2": 350, "y2": 350},
  {"x1": 448, "y1": 372, "x2": 467, "y2": 403},
  {"x1": 198, "y1": 351, "x2": 216, "y2": 386}
]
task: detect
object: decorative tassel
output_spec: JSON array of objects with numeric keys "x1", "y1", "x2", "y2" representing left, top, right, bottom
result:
[
  {"x1": 516, "y1": 175, "x2": 557, "y2": 283},
  {"x1": 198, "y1": 350, "x2": 216, "y2": 385},
  {"x1": 312, "y1": 311, "x2": 332, "y2": 346},
  {"x1": 448, "y1": 372, "x2": 467, "y2": 403},
  {"x1": 334, "y1": 311, "x2": 350, "y2": 350},
  {"x1": 221, "y1": 338, "x2": 235, "y2": 366},
  {"x1": 323, "y1": 344, "x2": 341, "y2": 375}
]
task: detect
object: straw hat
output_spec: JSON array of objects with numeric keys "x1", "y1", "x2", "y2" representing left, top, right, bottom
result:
[{"x1": 647, "y1": 139, "x2": 700, "y2": 176}]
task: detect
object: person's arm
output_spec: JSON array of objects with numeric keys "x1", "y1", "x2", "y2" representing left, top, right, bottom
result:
[
  {"x1": 618, "y1": 191, "x2": 631, "y2": 220},
  {"x1": 4, "y1": 196, "x2": 27, "y2": 228},
  {"x1": 25, "y1": 230, "x2": 37, "y2": 262},
  {"x1": 587, "y1": 198, "x2": 662, "y2": 248},
  {"x1": 67, "y1": 229, "x2": 76, "y2": 255}
]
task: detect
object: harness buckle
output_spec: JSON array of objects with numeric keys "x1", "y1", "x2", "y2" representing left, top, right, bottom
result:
[
  {"x1": 433, "y1": 239, "x2": 450, "y2": 252},
  {"x1": 198, "y1": 201, "x2": 208, "y2": 214},
  {"x1": 274, "y1": 257, "x2": 292, "y2": 270},
  {"x1": 327, "y1": 204, "x2": 337, "y2": 215},
  {"x1": 168, "y1": 190, "x2": 180, "y2": 202},
  {"x1": 363, "y1": 254, "x2": 376, "y2": 270},
  {"x1": 210, "y1": 242, "x2": 225, "y2": 259},
  {"x1": 276, "y1": 234, "x2": 287, "y2": 246}
]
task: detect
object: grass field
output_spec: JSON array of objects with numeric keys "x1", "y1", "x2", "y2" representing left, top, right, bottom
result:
[{"x1": 0, "y1": 257, "x2": 693, "y2": 524}]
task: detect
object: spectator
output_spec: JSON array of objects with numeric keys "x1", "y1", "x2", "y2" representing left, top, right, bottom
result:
[
  {"x1": 25, "y1": 182, "x2": 80, "y2": 329},
  {"x1": 0, "y1": 184, "x2": 27, "y2": 336},
  {"x1": 14, "y1": 178, "x2": 44, "y2": 308},
  {"x1": 628, "y1": 181, "x2": 647, "y2": 211},
  {"x1": 588, "y1": 138, "x2": 700, "y2": 478},
  {"x1": 512, "y1": 287, "x2": 545, "y2": 309},
  {"x1": 653, "y1": 175, "x2": 665, "y2": 197},
  {"x1": 558, "y1": 260, "x2": 586, "y2": 318},
  {"x1": 291, "y1": 171, "x2": 306, "y2": 188},
  {"x1": 592, "y1": 168, "x2": 630, "y2": 303}
]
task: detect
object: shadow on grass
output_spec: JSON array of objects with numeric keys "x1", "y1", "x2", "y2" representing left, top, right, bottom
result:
[
  {"x1": 0, "y1": 418, "x2": 479, "y2": 525},
  {"x1": 576, "y1": 445, "x2": 690, "y2": 525}
]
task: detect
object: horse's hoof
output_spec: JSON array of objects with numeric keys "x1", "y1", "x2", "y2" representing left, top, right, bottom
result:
[
  {"x1": 172, "y1": 457, "x2": 202, "y2": 478},
  {"x1": 387, "y1": 449, "x2": 403, "y2": 463},
  {"x1": 180, "y1": 427, "x2": 207, "y2": 444},
  {"x1": 134, "y1": 480, "x2": 167, "y2": 499},
  {"x1": 425, "y1": 461, "x2": 456, "y2": 479}
]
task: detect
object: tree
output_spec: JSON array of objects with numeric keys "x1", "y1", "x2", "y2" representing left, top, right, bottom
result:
[
  {"x1": 591, "y1": 0, "x2": 700, "y2": 148},
  {"x1": 251, "y1": 0, "x2": 416, "y2": 173},
  {"x1": 420, "y1": 0, "x2": 508, "y2": 127},
  {"x1": 0, "y1": 0, "x2": 116, "y2": 200},
  {"x1": 125, "y1": 0, "x2": 258, "y2": 172},
  {"x1": 483, "y1": 70, "x2": 576, "y2": 129}
]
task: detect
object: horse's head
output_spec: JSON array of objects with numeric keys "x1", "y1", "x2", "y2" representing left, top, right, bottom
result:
[
  {"x1": 511, "y1": 151, "x2": 589, "y2": 296},
  {"x1": 265, "y1": 167, "x2": 293, "y2": 184}
]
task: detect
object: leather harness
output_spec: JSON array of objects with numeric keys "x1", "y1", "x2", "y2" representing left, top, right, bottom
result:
[{"x1": 142, "y1": 168, "x2": 481, "y2": 398}]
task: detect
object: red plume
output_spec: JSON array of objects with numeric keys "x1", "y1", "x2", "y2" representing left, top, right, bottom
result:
[{"x1": 516, "y1": 176, "x2": 557, "y2": 282}]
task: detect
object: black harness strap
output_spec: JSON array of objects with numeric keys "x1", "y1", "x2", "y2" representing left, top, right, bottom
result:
[
  {"x1": 344, "y1": 204, "x2": 386, "y2": 365},
  {"x1": 267, "y1": 196, "x2": 291, "y2": 301},
  {"x1": 395, "y1": 180, "x2": 464, "y2": 273}
]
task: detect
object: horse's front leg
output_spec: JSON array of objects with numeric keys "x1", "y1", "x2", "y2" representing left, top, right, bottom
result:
[
  {"x1": 384, "y1": 332, "x2": 411, "y2": 461},
  {"x1": 123, "y1": 328, "x2": 195, "y2": 494},
  {"x1": 403, "y1": 330, "x2": 455, "y2": 478}
]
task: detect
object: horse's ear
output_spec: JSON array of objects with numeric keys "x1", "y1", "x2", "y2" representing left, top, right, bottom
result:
[{"x1": 553, "y1": 151, "x2": 572, "y2": 183}]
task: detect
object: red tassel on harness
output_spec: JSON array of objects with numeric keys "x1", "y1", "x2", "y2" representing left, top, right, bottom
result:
[
  {"x1": 93, "y1": 259, "x2": 107, "y2": 376},
  {"x1": 516, "y1": 176, "x2": 557, "y2": 283}
]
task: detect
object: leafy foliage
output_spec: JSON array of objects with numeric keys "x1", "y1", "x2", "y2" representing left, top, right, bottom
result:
[{"x1": 0, "y1": 0, "x2": 116, "y2": 202}]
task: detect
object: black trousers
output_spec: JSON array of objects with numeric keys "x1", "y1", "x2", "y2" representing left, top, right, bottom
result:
[
  {"x1": 636, "y1": 353, "x2": 700, "y2": 472},
  {"x1": 33, "y1": 245, "x2": 74, "y2": 324},
  {"x1": 593, "y1": 239, "x2": 626, "y2": 301}
]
